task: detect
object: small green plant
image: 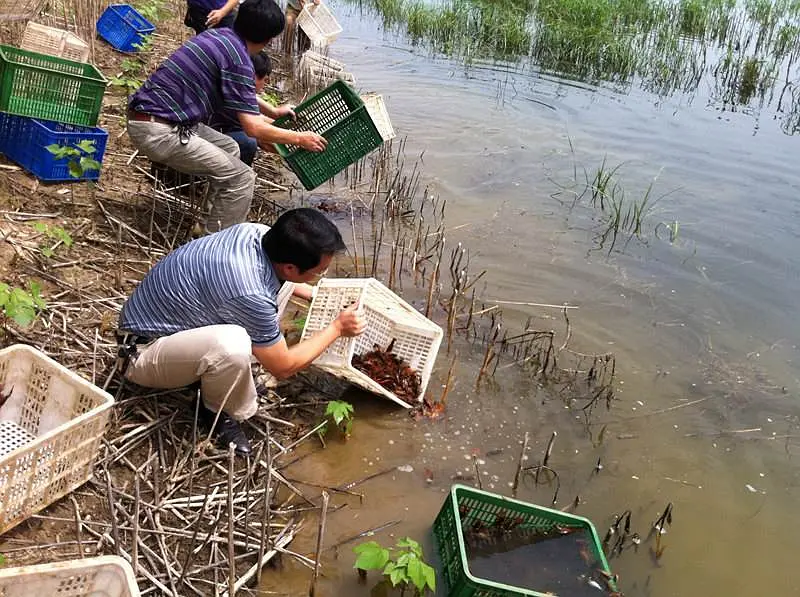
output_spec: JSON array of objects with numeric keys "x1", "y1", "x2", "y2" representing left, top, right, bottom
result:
[
  {"x1": 321, "y1": 400, "x2": 354, "y2": 439},
  {"x1": 260, "y1": 91, "x2": 282, "y2": 107},
  {"x1": 46, "y1": 140, "x2": 101, "y2": 180},
  {"x1": 0, "y1": 553, "x2": 5, "y2": 565},
  {"x1": 0, "y1": 281, "x2": 45, "y2": 328},
  {"x1": 31, "y1": 223, "x2": 73, "y2": 258},
  {"x1": 132, "y1": 34, "x2": 155, "y2": 53},
  {"x1": 134, "y1": 0, "x2": 165, "y2": 23},
  {"x1": 354, "y1": 537, "x2": 436, "y2": 595},
  {"x1": 110, "y1": 57, "x2": 145, "y2": 95}
]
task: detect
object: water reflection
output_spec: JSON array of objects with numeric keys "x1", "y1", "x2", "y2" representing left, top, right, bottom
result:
[{"x1": 345, "y1": 0, "x2": 800, "y2": 132}]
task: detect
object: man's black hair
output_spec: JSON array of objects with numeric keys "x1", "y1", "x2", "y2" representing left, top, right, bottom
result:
[
  {"x1": 235, "y1": 0, "x2": 285, "y2": 44},
  {"x1": 252, "y1": 52, "x2": 272, "y2": 79},
  {"x1": 262, "y1": 208, "x2": 346, "y2": 272}
]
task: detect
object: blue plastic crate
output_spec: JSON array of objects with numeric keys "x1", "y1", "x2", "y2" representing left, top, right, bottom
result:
[
  {"x1": 97, "y1": 4, "x2": 155, "y2": 52},
  {"x1": 0, "y1": 113, "x2": 108, "y2": 182}
]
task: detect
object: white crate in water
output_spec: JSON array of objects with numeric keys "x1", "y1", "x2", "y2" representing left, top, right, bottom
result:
[
  {"x1": 0, "y1": 555, "x2": 139, "y2": 596},
  {"x1": 361, "y1": 93, "x2": 395, "y2": 141},
  {"x1": 296, "y1": 50, "x2": 355, "y2": 89},
  {"x1": 20, "y1": 22, "x2": 91, "y2": 63},
  {"x1": 301, "y1": 278, "x2": 443, "y2": 408},
  {"x1": 0, "y1": 344, "x2": 114, "y2": 535},
  {"x1": 296, "y1": 1, "x2": 342, "y2": 47}
]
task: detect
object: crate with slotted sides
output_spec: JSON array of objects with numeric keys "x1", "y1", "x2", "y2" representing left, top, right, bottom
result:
[
  {"x1": 361, "y1": 93, "x2": 395, "y2": 141},
  {"x1": 0, "y1": 112, "x2": 108, "y2": 182},
  {"x1": 97, "y1": 4, "x2": 155, "y2": 53},
  {"x1": 0, "y1": 45, "x2": 106, "y2": 127},
  {"x1": 0, "y1": 344, "x2": 114, "y2": 535},
  {"x1": 296, "y1": 50, "x2": 355, "y2": 90},
  {"x1": 301, "y1": 278, "x2": 443, "y2": 408},
  {"x1": 297, "y1": 1, "x2": 342, "y2": 47},
  {"x1": 20, "y1": 22, "x2": 91, "y2": 63},
  {"x1": 433, "y1": 485, "x2": 618, "y2": 597},
  {"x1": 273, "y1": 80, "x2": 383, "y2": 190},
  {"x1": 0, "y1": 555, "x2": 139, "y2": 596}
]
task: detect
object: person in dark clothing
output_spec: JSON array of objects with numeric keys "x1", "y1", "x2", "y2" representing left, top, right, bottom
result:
[
  {"x1": 208, "y1": 52, "x2": 296, "y2": 166},
  {"x1": 184, "y1": 0, "x2": 238, "y2": 35}
]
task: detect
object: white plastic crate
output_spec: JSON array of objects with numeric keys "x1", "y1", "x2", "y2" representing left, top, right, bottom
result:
[
  {"x1": 296, "y1": 50, "x2": 355, "y2": 89},
  {"x1": 361, "y1": 93, "x2": 395, "y2": 141},
  {"x1": 300, "y1": 49, "x2": 346, "y2": 72},
  {"x1": 301, "y1": 278, "x2": 443, "y2": 408},
  {"x1": 20, "y1": 22, "x2": 91, "y2": 63},
  {"x1": 0, "y1": 555, "x2": 139, "y2": 596},
  {"x1": 0, "y1": 344, "x2": 114, "y2": 535},
  {"x1": 296, "y1": 1, "x2": 342, "y2": 47}
]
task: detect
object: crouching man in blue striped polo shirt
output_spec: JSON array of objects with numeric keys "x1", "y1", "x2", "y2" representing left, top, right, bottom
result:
[
  {"x1": 127, "y1": 0, "x2": 327, "y2": 234},
  {"x1": 117, "y1": 208, "x2": 364, "y2": 455}
]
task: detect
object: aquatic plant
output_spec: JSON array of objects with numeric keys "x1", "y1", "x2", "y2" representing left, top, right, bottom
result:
[
  {"x1": 343, "y1": 0, "x2": 800, "y2": 121},
  {"x1": 354, "y1": 537, "x2": 436, "y2": 595}
]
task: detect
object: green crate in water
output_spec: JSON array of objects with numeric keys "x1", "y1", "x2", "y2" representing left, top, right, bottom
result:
[
  {"x1": 433, "y1": 484, "x2": 617, "y2": 597},
  {"x1": 273, "y1": 80, "x2": 383, "y2": 191},
  {"x1": 0, "y1": 45, "x2": 106, "y2": 127}
]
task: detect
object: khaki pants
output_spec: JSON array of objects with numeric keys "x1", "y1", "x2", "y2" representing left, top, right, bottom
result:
[
  {"x1": 127, "y1": 120, "x2": 256, "y2": 232},
  {"x1": 125, "y1": 325, "x2": 258, "y2": 420},
  {"x1": 123, "y1": 283, "x2": 296, "y2": 419}
]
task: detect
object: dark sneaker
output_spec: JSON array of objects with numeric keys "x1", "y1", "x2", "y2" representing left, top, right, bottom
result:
[{"x1": 195, "y1": 398, "x2": 251, "y2": 456}]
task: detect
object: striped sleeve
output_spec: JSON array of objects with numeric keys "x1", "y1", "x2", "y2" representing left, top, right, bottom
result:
[
  {"x1": 217, "y1": 294, "x2": 282, "y2": 346},
  {"x1": 221, "y1": 63, "x2": 260, "y2": 116}
]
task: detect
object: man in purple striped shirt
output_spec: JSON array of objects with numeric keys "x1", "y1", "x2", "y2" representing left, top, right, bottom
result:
[{"x1": 128, "y1": 0, "x2": 327, "y2": 234}]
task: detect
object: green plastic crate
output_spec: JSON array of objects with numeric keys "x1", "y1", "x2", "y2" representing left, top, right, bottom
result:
[
  {"x1": 0, "y1": 45, "x2": 106, "y2": 127},
  {"x1": 433, "y1": 484, "x2": 617, "y2": 597},
  {"x1": 273, "y1": 80, "x2": 383, "y2": 190}
]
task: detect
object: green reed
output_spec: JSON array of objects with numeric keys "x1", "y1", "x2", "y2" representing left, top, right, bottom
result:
[{"x1": 345, "y1": 0, "x2": 800, "y2": 111}]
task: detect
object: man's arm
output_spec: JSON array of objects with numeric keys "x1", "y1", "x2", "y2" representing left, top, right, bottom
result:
[
  {"x1": 292, "y1": 283, "x2": 314, "y2": 301},
  {"x1": 238, "y1": 111, "x2": 327, "y2": 151},
  {"x1": 252, "y1": 305, "x2": 363, "y2": 379},
  {"x1": 257, "y1": 96, "x2": 294, "y2": 120}
]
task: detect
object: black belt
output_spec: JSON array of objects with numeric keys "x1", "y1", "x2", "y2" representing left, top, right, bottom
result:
[
  {"x1": 115, "y1": 332, "x2": 155, "y2": 376},
  {"x1": 116, "y1": 332, "x2": 153, "y2": 346}
]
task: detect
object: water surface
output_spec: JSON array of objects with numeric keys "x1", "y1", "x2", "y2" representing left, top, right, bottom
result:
[{"x1": 260, "y1": 2, "x2": 800, "y2": 596}]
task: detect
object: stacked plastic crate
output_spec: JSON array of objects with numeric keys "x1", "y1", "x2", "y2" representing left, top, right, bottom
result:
[{"x1": 0, "y1": 22, "x2": 108, "y2": 182}]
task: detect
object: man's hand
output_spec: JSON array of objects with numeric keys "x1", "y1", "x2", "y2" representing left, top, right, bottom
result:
[
  {"x1": 274, "y1": 104, "x2": 296, "y2": 119},
  {"x1": 297, "y1": 131, "x2": 327, "y2": 152},
  {"x1": 334, "y1": 304, "x2": 365, "y2": 337},
  {"x1": 205, "y1": 9, "x2": 225, "y2": 26}
]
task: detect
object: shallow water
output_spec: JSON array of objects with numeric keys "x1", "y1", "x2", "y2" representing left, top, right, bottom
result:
[{"x1": 259, "y1": 2, "x2": 800, "y2": 596}]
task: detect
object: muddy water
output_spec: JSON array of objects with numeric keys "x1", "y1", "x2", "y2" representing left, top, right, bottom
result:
[{"x1": 260, "y1": 4, "x2": 800, "y2": 596}]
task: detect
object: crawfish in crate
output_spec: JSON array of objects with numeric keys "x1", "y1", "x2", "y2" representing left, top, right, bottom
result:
[{"x1": 351, "y1": 339, "x2": 421, "y2": 403}]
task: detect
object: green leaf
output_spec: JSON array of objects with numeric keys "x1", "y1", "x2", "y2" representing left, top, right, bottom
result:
[
  {"x1": 28, "y1": 282, "x2": 45, "y2": 310},
  {"x1": 325, "y1": 400, "x2": 354, "y2": 427},
  {"x1": 54, "y1": 227, "x2": 73, "y2": 247},
  {"x1": 395, "y1": 552, "x2": 412, "y2": 567},
  {"x1": 68, "y1": 161, "x2": 83, "y2": 179},
  {"x1": 0, "y1": 553, "x2": 5, "y2": 565},
  {"x1": 32, "y1": 222, "x2": 47, "y2": 234},
  {"x1": 41, "y1": 247, "x2": 54, "y2": 258},
  {"x1": 397, "y1": 537, "x2": 422, "y2": 554},
  {"x1": 421, "y1": 561, "x2": 436, "y2": 592},
  {"x1": 75, "y1": 140, "x2": 97, "y2": 154},
  {"x1": 46, "y1": 144, "x2": 72, "y2": 159},
  {"x1": 353, "y1": 542, "x2": 389, "y2": 571},
  {"x1": 388, "y1": 565, "x2": 406, "y2": 587},
  {"x1": 406, "y1": 557, "x2": 426, "y2": 593},
  {"x1": 79, "y1": 157, "x2": 101, "y2": 173}
]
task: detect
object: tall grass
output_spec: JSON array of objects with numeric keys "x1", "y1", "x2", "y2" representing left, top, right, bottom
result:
[{"x1": 344, "y1": 0, "x2": 800, "y2": 110}]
